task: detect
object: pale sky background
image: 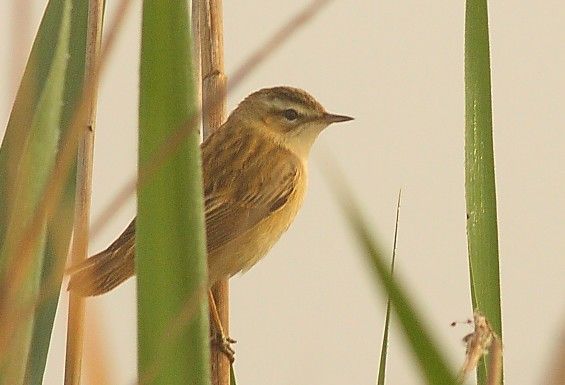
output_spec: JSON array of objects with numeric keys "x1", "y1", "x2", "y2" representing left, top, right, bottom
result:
[{"x1": 1, "y1": 1, "x2": 564, "y2": 384}]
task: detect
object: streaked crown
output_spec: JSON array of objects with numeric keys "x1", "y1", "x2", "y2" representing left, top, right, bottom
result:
[
  {"x1": 227, "y1": 86, "x2": 353, "y2": 157},
  {"x1": 246, "y1": 86, "x2": 326, "y2": 116}
]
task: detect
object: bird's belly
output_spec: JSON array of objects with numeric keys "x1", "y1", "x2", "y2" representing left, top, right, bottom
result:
[{"x1": 207, "y1": 185, "x2": 305, "y2": 285}]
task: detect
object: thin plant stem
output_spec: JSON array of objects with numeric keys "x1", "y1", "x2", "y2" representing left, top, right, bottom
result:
[
  {"x1": 376, "y1": 189, "x2": 401, "y2": 385},
  {"x1": 199, "y1": 1, "x2": 229, "y2": 384},
  {"x1": 64, "y1": 1, "x2": 104, "y2": 384}
]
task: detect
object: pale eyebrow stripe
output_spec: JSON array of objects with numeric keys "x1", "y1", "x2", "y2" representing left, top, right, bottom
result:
[{"x1": 269, "y1": 99, "x2": 310, "y2": 116}]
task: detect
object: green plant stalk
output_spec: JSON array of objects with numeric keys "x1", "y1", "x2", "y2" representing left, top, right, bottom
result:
[
  {"x1": 24, "y1": 1, "x2": 89, "y2": 382},
  {"x1": 377, "y1": 190, "x2": 401, "y2": 385},
  {"x1": 464, "y1": 0, "x2": 503, "y2": 382},
  {"x1": 377, "y1": 299, "x2": 392, "y2": 385},
  {"x1": 25, "y1": 184, "x2": 76, "y2": 385},
  {"x1": 24, "y1": 2, "x2": 89, "y2": 382},
  {"x1": 229, "y1": 365, "x2": 237, "y2": 385},
  {"x1": 329, "y1": 173, "x2": 458, "y2": 385},
  {"x1": 0, "y1": 0, "x2": 77, "y2": 383},
  {"x1": 137, "y1": 1, "x2": 210, "y2": 385}
]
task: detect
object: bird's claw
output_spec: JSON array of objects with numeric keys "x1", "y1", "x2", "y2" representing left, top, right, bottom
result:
[{"x1": 211, "y1": 333, "x2": 237, "y2": 363}]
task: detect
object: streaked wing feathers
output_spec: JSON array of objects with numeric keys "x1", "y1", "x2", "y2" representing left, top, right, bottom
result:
[{"x1": 202, "y1": 130, "x2": 301, "y2": 253}]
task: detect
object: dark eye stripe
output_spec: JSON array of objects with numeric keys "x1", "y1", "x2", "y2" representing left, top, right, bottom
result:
[{"x1": 283, "y1": 108, "x2": 299, "y2": 121}]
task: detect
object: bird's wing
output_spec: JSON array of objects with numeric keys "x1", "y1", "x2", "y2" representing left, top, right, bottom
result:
[{"x1": 203, "y1": 148, "x2": 302, "y2": 254}]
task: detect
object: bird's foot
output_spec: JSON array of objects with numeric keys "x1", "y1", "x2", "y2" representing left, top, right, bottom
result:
[{"x1": 211, "y1": 333, "x2": 237, "y2": 363}]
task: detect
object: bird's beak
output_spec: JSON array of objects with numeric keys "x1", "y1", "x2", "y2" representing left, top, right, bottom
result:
[{"x1": 323, "y1": 113, "x2": 354, "y2": 124}]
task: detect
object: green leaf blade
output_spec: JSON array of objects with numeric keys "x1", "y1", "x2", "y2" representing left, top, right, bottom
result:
[
  {"x1": 24, "y1": 3, "x2": 90, "y2": 382},
  {"x1": 0, "y1": 0, "x2": 84, "y2": 383},
  {"x1": 377, "y1": 191, "x2": 401, "y2": 385},
  {"x1": 465, "y1": 0, "x2": 503, "y2": 382},
  {"x1": 329, "y1": 176, "x2": 458, "y2": 385},
  {"x1": 137, "y1": 1, "x2": 210, "y2": 385}
]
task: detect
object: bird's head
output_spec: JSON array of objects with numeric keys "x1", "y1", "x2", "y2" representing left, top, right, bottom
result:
[{"x1": 229, "y1": 86, "x2": 353, "y2": 158}]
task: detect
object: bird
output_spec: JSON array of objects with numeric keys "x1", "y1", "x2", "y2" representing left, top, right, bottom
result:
[{"x1": 68, "y1": 86, "x2": 352, "y2": 297}]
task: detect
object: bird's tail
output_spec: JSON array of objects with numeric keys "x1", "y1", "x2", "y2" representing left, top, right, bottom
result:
[{"x1": 67, "y1": 220, "x2": 136, "y2": 297}]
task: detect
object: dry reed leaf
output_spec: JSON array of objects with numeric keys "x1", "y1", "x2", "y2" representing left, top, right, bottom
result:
[{"x1": 457, "y1": 310, "x2": 502, "y2": 385}]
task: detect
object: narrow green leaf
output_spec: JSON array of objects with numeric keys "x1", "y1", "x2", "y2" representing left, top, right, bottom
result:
[
  {"x1": 137, "y1": 1, "x2": 210, "y2": 385},
  {"x1": 0, "y1": 0, "x2": 77, "y2": 383},
  {"x1": 230, "y1": 365, "x2": 237, "y2": 385},
  {"x1": 377, "y1": 300, "x2": 392, "y2": 385},
  {"x1": 329, "y1": 175, "x2": 458, "y2": 385},
  {"x1": 464, "y1": 0, "x2": 503, "y2": 382},
  {"x1": 23, "y1": 2, "x2": 90, "y2": 382},
  {"x1": 377, "y1": 190, "x2": 401, "y2": 385},
  {"x1": 24, "y1": 192, "x2": 75, "y2": 385}
]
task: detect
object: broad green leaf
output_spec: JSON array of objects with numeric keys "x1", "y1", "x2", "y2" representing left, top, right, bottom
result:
[
  {"x1": 465, "y1": 0, "x2": 503, "y2": 382},
  {"x1": 137, "y1": 1, "x2": 210, "y2": 385},
  {"x1": 329, "y1": 176, "x2": 458, "y2": 385},
  {"x1": 0, "y1": 0, "x2": 80, "y2": 384}
]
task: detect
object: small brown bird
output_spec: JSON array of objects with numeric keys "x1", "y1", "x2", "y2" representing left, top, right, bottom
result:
[{"x1": 68, "y1": 86, "x2": 352, "y2": 297}]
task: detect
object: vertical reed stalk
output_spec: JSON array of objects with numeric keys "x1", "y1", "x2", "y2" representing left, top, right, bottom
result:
[
  {"x1": 64, "y1": 1, "x2": 104, "y2": 384},
  {"x1": 199, "y1": 1, "x2": 228, "y2": 384}
]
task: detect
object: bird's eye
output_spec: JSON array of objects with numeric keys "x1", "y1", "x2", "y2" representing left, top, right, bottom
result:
[{"x1": 283, "y1": 108, "x2": 299, "y2": 121}]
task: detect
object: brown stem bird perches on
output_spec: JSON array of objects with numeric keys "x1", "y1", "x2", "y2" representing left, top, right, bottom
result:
[{"x1": 67, "y1": 86, "x2": 353, "y2": 358}]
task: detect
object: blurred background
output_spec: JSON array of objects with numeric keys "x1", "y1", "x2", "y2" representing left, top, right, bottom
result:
[{"x1": 1, "y1": 1, "x2": 564, "y2": 384}]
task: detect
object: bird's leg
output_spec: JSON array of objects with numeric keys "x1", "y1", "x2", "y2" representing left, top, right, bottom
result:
[{"x1": 208, "y1": 289, "x2": 236, "y2": 362}]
